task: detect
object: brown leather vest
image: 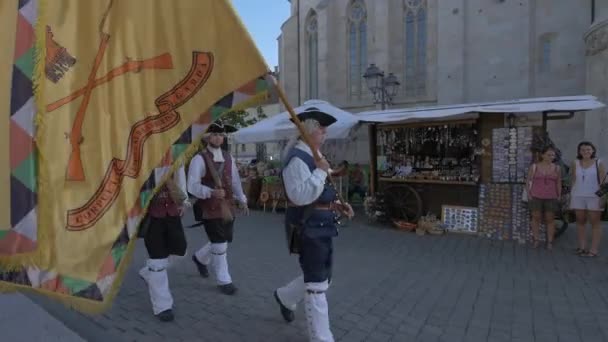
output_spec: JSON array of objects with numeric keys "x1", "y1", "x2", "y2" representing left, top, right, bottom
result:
[
  {"x1": 198, "y1": 150, "x2": 235, "y2": 220},
  {"x1": 148, "y1": 185, "x2": 180, "y2": 218}
]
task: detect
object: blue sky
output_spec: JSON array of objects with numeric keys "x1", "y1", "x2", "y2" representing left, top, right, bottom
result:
[{"x1": 231, "y1": 0, "x2": 291, "y2": 68}]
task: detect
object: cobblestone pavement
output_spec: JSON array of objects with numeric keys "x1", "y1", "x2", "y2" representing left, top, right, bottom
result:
[
  {"x1": 36, "y1": 211, "x2": 608, "y2": 342},
  {"x1": 0, "y1": 293, "x2": 85, "y2": 342}
]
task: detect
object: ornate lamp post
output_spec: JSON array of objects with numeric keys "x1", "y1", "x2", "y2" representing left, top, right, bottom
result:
[
  {"x1": 362, "y1": 64, "x2": 401, "y2": 195},
  {"x1": 362, "y1": 64, "x2": 400, "y2": 110}
]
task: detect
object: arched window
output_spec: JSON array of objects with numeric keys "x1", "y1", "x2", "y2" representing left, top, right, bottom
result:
[
  {"x1": 404, "y1": 0, "x2": 427, "y2": 97},
  {"x1": 538, "y1": 33, "x2": 556, "y2": 74},
  {"x1": 347, "y1": 0, "x2": 367, "y2": 98},
  {"x1": 306, "y1": 11, "x2": 318, "y2": 99}
]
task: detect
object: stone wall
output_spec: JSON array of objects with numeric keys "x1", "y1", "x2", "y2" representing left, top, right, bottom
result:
[
  {"x1": 584, "y1": 5, "x2": 608, "y2": 160},
  {"x1": 279, "y1": 0, "x2": 593, "y2": 163}
]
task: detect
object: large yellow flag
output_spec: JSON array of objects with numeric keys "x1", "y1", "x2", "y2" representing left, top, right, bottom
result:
[
  {"x1": 0, "y1": 0, "x2": 270, "y2": 310},
  {"x1": 0, "y1": 2, "x2": 18, "y2": 248}
]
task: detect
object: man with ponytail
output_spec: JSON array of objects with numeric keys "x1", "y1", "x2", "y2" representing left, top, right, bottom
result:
[{"x1": 273, "y1": 107, "x2": 354, "y2": 342}]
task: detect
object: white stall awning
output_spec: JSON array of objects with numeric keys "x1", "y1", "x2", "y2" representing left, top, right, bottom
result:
[
  {"x1": 356, "y1": 95, "x2": 605, "y2": 124},
  {"x1": 233, "y1": 99, "x2": 360, "y2": 143}
]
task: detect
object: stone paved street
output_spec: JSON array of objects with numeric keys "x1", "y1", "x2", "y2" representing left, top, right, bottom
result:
[
  {"x1": 35, "y1": 210, "x2": 608, "y2": 342},
  {"x1": 0, "y1": 293, "x2": 85, "y2": 342}
]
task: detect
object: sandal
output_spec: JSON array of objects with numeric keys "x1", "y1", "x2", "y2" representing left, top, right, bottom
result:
[
  {"x1": 581, "y1": 252, "x2": 599, "y2": 258},
  {"x1": 532, "y1": 240, "x2": 540, "y2": 249},
  {"x1": 547, "y1": 242, "x2": 553, "y2": 251},
  {"x1": 575, "y1": 248, "x2": 588, "y2": 255}
]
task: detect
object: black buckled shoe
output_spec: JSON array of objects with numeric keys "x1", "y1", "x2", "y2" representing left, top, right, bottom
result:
[
  {"x1": 274, "y1": 290, "x2": 295, "y2": 323},
  {"x1": 218, "y1": 283, "x2": 237, "y2": 296},
  {"x1": 157, "y1": 309, "x2": 174, "y2": 322},
  {"x1": 192, "y1": 255, "x2": 209, "y2": 278}
]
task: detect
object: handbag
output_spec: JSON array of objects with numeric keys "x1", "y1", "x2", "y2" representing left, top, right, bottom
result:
[
  {"x1": 522, "y1": 164, "x2": 536, "y2": 203},
  {"x1": 593, "y1": 160, "x2": 608, "y2": 217},
  {"x1": 594, "y1": 159, "x2": 607, "y2": 197},
  {"x1": 522, "y1": 188, "x2": 529, "y2": 203}
]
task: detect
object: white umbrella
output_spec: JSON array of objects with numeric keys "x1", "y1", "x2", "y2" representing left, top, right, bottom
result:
[{"x1": 233, "y1": 100, "x2": 360, "y2": 144}]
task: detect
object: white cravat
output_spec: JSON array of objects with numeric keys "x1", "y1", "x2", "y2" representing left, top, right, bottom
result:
[{"x1": 207, "y1": 146, "x2": 225, "y2": 162}]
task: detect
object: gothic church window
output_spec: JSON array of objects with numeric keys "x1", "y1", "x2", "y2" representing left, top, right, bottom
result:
[
  {"x1": 404, "y1": 0, "x2": 427, "y2": 97},
  {"x1": 306, "y1": 11, "x2": 319, "y2": 99},
  {"x1": 539, "y1": 34, "x2": 554, "y2": 73},
  {"x1": 348, "y1": 0, "x2": 367, "y2": 98}
]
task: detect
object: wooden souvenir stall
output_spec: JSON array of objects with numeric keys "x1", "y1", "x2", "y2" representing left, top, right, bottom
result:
[
  {"x1": 361, "y1": 96, "x2": 605, "y2": 240},
  {"x1": 366, "y1": 113, "x2": 541, "y2": 238},
  {"x1": 368, "y1": 115, "x2": 498, "y2": 235}
]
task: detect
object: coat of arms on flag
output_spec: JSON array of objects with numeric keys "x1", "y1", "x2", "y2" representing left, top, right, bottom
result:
[{"x1": 0, "y1": 0, "x2": 272, "y2": 311}]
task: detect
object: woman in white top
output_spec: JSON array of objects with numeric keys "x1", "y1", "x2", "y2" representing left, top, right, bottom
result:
[{"x1": 570, "y1": 142, "x2": 606, "y2": 257}]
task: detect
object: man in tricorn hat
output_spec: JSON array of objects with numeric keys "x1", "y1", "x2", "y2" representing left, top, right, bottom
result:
[
  {"x1": 187, "y1": 120, "x2": 248, "y2": 295},
  {"x1": 273, "y1": 107, "x2": 354, "y2": 341}
]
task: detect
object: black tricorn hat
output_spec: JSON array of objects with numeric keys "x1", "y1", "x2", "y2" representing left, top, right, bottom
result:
[
  {"x1": 207, "y1": 120, "x2": 238, "y2": 134},
  {"x1": 290, "y1": 107, "x2": 337, "y2": 127}
]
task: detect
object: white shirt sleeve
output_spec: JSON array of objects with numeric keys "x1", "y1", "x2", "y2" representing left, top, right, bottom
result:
[
  {"x1": 283, "y1": 157, "x2": 328, "y2": 206},
  {"x1": 187, "y1": 155, "x2": 214, "y2": 200},
  {"x1": 174, "y1": 165, "x2": 187, "y2": 195},
  {"x1": 231, "y1": 158, "x2": 247, "y2": 204},
  {"x1": 172, "y1": 165, "x2": 191, "y2": 206}
]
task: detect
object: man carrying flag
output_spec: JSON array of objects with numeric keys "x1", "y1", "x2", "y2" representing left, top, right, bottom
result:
[
  {"x1": 138, "y1": 163, "x2": 190, "y2": 322},
  {"x1": 188, "y1": 120, "x2": 249, "y2": 295},
  {"x1": 273, "y1": 108, "x2": 354, "y2": 342}
]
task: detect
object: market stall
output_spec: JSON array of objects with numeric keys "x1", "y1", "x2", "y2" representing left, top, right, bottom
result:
[
  {"x1": 233, "y1": 99, "x2": 362, "y2": 210},
  {"x1": 237, "y1": 160, "x2": 283, "y2": 210},
  {"x1": 358, "y1": 95, "x2": 605, "y2": 242}
]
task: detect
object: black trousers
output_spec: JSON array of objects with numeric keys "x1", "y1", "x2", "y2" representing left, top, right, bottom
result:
[
  {"x1": 299, "y1": 235, "x2": 333, "y2": 283},
  {"x1": 143, "y1": 216, "x2": 187, "y2": 259},
  {"x1": 202, "y1": 219, "x2": 235, "y2": 243}
]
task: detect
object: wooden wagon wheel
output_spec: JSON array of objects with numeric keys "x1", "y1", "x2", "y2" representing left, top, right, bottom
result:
[{"x1": 383, "y1": 184, "x2": 423, "y2": 223}]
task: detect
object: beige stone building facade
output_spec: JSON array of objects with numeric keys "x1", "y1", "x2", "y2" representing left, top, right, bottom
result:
[
  {"x1": 278, "y1": 0, "x2": 606, "y2": 161},
  {"x1": 584, "y1": 2, "x2": 608, "y2": 158}
]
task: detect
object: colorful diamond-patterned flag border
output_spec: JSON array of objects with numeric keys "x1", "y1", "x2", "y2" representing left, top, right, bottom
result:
[{"x1": 0, "y1": 0, "x2": 39, "y2": 260}]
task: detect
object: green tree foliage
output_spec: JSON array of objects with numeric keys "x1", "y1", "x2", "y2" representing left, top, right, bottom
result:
[{"x1": 222, "y1": 106, "x2": 268, "y2": 128}]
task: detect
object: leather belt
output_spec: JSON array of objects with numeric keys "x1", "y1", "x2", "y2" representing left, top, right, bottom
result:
[
  {"x1": 313, "y1": 203, "x2": 334, "y2": 211},
  {"x1": 287, "y1": 202, "x2": 336, "y2": 211}
]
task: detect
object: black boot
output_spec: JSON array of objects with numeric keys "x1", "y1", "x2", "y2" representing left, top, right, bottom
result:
[
  {"x1": 274, "y1": 290, "x2": 295, "y2": 323},
  {"x1": 218, "y1": 283, "x2": 237, "y2": 295},
  {"x1": 157, "y1": 309, "x2": 174, "y2": 322},
  {"x1": 192, "y1": 255, "x2": 209, "y2": 278}
]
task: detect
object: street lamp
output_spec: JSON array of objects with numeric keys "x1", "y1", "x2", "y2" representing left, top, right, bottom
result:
[
  {"x1": 363, "y1": 64, "x2": 400, "y2": 195},
  {"x1": 362, "y1": 64, "x2": 400, "y2": 110}
]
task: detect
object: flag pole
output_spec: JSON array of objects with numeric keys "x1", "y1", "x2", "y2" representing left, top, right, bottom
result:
[{"x1": 267, "y1": 74, "x2": 349, "y2": 208}]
